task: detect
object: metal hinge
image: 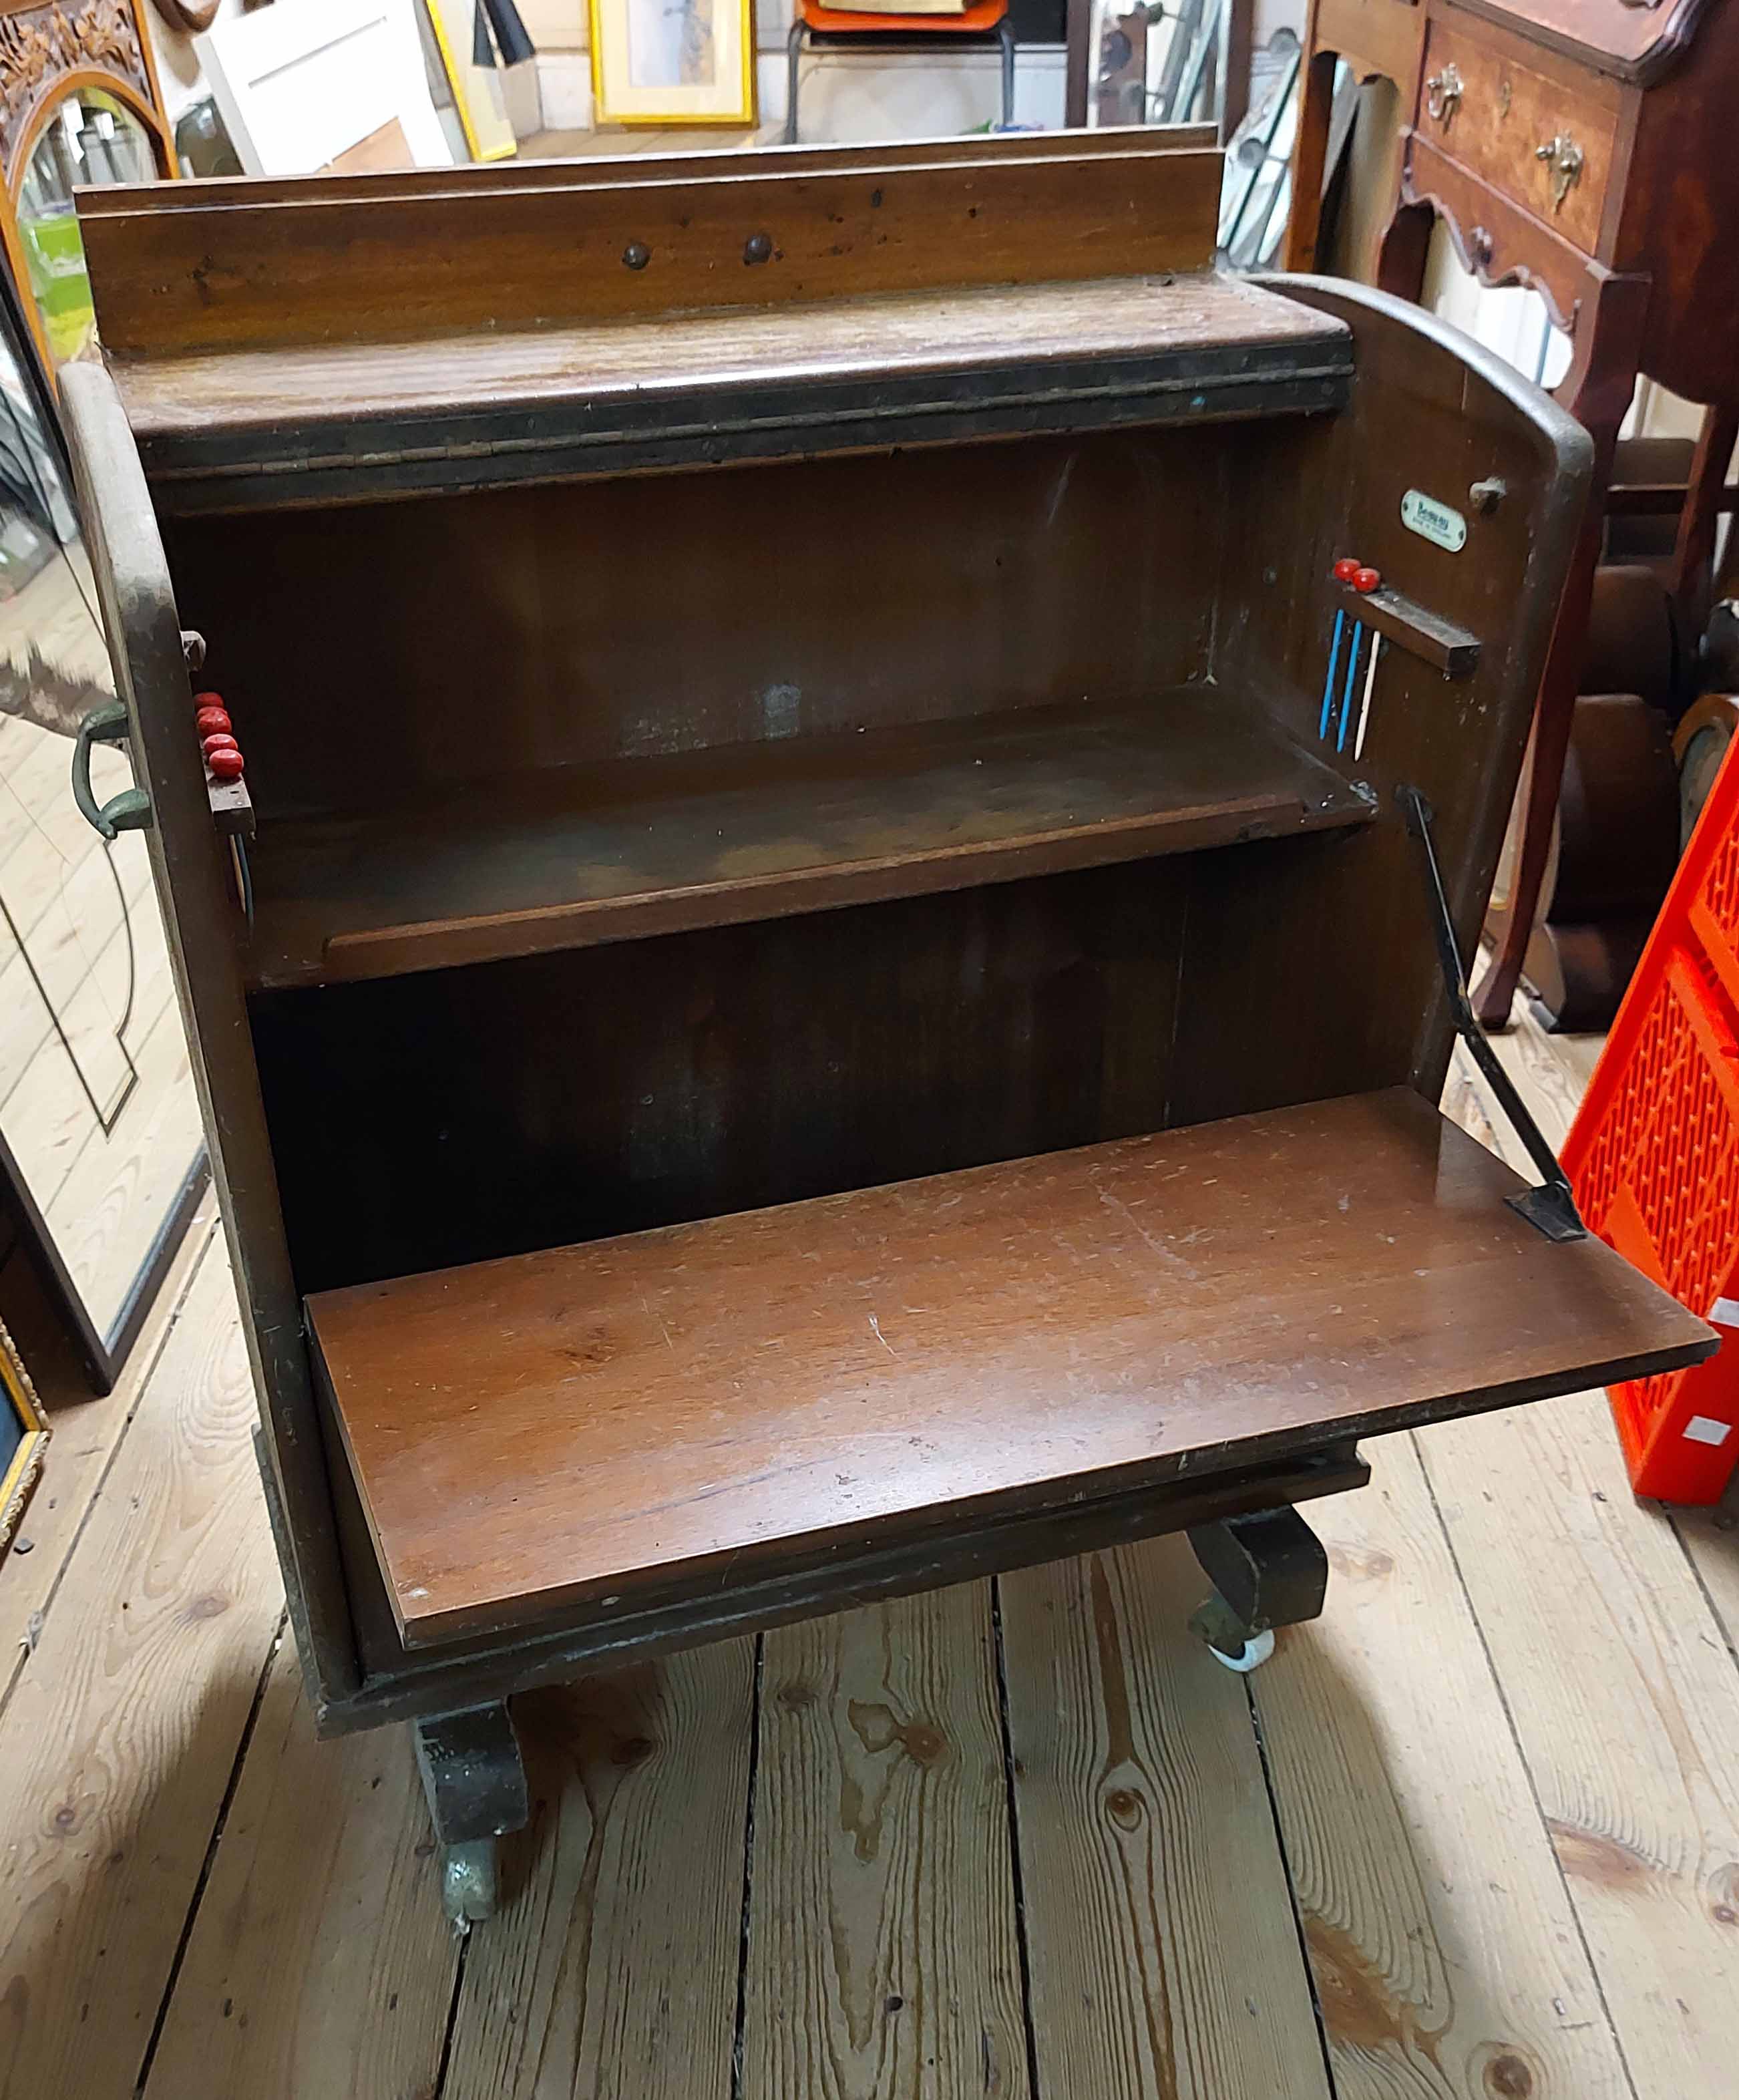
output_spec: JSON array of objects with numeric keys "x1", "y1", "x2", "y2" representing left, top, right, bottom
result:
[{"x1": 1398, "y1": 783, "x2": 1587, "y2": 1242}]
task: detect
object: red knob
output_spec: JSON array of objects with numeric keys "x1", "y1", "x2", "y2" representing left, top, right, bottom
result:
[
  {"x1": 1332, "y1": 556, "x2": 1360, "y2": 582},
  {"x1": 208, "y1": 747, "x2": 245, "y2": 781},
  {"x1": 1353, "y1": 566, "x2": 1382, "y2": 594},
  {"x1": 202, "y1": 731, "x2": 238, "y2": 757},
  {"x1": 195, "y1": 705, "x2": 232, "y2": 736}
]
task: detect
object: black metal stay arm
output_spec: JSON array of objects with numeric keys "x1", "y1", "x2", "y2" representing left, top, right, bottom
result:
[{"x1": 1397, "y1": 783, "x2": 1587, "y2": 1242}]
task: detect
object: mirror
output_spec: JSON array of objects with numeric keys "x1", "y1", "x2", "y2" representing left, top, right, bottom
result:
[
  {"x1": 0, "y1": 278, "x2": 206, "y2": 1389},
  {"x1": 16, "y1": 89, "x2": 160, "y2": 368}
]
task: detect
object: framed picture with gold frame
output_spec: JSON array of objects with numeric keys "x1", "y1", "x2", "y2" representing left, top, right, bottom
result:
[
  {"x1": 1, "y1": 1318, "x2": 48, "y2": 1558},
  {"x1": 588, "y1": 0, "x2": 755, "y2": 126}
]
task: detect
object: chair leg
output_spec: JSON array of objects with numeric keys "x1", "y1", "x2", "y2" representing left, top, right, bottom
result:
[
  {"x1": 784, "y1": 19, "x2": 804, "y2": 145},
  {"x1": 1669, "y1": 402, "x2": 1739, "y2": 633},
  {"x1": 998, "y1": 17, "x2": 1016, "y2": 129}
]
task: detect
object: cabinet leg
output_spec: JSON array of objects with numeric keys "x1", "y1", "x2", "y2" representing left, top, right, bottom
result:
[
  {"x1": 1375, "y1": 199, "x2": 1434, "y2": 303},
  {"x1": 1473, "y1": 275, "x2": 1650, "y2": 1031},
  {"x1": 1186, "y1": 1503, "x2": 1328, "y2": 1671},
  {"x1": 412, "y1": 1701, "x2": 529, "y2": 1934},
  {"x1": 1281, "y1": 47, "x2": 1341, "y2": 274}
]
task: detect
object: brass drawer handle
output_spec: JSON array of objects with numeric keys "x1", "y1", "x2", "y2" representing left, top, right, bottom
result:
[
  {"x1": 1535, "y1": 133, "x2": 1585, "y2": 212},
  {"x1": 1426, "y1": 63, "x2": 1463, "y2": 124}
]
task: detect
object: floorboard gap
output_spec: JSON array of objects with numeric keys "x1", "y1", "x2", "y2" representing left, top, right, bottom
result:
[
  {"x1": 990, "y1": 1575, "x2": 1044, "y2": 2100},
  {"x1": 431, "y1": 1919, "x2": 472, "y2": 2098},
  {"x1": 132, "y1": 1611, "x2": 287, "y2": 2099},
  {"x1": 1242, "y1": 1675, "x2": 1342, "y2": 2099},
  {"x1": 729, "y1": 1630, "x2": 764, "y2": 2100}
]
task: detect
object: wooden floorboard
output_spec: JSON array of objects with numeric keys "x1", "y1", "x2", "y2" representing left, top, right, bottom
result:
[
  {"x1": 1459, "y1": 1009, "x2": 1739, "y2": 1670},
  {"x1": 142, "y1": 1638, "x2": 459, "y2": 2100},
  {"x1": 1253, "y1": 1430, "x2": 1633, "y2": 2098},
  {"x1": 1418, "y1": 1392, "x2": 1739, "y2": 2097},
  {"x1": 0, "y1": 1190, "x2": 217, "y2": 1691},
  {"x1": 0, "y1": 1242, "x2": 282, "y2": 2100},
  {"x1": 999, "y1": 1534, "x2": 1330, "y2": 2100},
  {"x1": 442, "y1": 1641, "x2": 756, "y2": 2100},
  {"x1": 1667, "y1": 1482, "x2": 1739, "y2": 1662},
  {"x1": 740, "y1": 1582, "x2": 1029, "y2": 2100}
]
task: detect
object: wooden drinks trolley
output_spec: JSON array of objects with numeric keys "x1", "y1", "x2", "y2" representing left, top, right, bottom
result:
[{"x1": 63, "y1": 132, "x2": 1710, "y2": 1928}]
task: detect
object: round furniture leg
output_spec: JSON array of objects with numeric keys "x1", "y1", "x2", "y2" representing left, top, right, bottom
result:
[{"x1": 441, "y1": 1836, "x2": 500, "y2": 1934}]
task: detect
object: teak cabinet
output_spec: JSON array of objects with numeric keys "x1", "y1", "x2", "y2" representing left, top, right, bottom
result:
[{"x1": 66, "y1": 131, "x2": 1710, "y2": 1926}]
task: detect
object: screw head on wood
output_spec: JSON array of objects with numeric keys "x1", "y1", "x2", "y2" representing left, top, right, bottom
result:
[
  {"x1": 1469, "y1": 477, "x2": 1507, "y2": 515},
  {"x1": 743, "y1": 232, "x2": 773, "y2": 265},
  {"x1": 622, "y1": 240, "x2": 650, "y2": 271}
]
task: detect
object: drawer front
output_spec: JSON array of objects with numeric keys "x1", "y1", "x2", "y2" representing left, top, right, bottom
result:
[
  {"x1": 1416, "y1": 17, "x2": 1617, "y2": 254},
  {"x1": 1403, "y1": 135, "x2": 1592, "y2": 336}
]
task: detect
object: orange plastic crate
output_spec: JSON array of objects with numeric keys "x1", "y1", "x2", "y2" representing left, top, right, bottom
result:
[{"x1": 1563, "y1": 739, "x2": 1739, "y2": 1502}]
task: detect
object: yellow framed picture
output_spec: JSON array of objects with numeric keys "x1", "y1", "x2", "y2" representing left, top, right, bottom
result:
[
  {"x1": 588, "y1": 0, "x2": 757, "y2": 126},
  {"x1": 1, "y1": 1321, "x2": 49, "y2": 1561}
]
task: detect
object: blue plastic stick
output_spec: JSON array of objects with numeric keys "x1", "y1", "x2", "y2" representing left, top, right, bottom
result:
[
  {"x1": 1338, "y1": 622, "x2": 1362, "y2": 752},
  {"x1": 1320, "y1": 608, "x2": 1346, "y2": 740}
]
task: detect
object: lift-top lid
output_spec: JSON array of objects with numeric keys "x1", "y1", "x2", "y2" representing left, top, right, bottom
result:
[
  {"x1": 1448, "y1": 0, "x2": 1712, "y2": 84},
  {"x1": 76, "y1": 129, "x2": 1353, "y2": 511}
]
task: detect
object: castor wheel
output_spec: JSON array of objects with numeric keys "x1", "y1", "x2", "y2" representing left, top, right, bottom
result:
[
  {"x1": 1185, "y1": 1502, "x2": 1331, "y2": 1671},
  {"x1": 1203, "y1": 1625, "x2": 1276, "y2": 1673},
  {"x1": 441, "y1": 1837, "x2": 500, "y2": 1934},
  {"x1": 413, "y1": 1703, "x2": 528, "y2": 1932},
  {"x1": 1189, "y1": 1592, "x2": 1276, "y2": 1673}
]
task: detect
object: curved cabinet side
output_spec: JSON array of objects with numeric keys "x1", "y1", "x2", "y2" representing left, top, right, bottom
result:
[{"x1": 58, "y1": 361, "x2": 361, "y2": 1709}]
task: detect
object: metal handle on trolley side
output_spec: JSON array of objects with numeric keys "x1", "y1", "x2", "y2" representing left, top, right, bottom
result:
[{"x1": 71, "y1": 699, "x2": 152, "y2": 842}]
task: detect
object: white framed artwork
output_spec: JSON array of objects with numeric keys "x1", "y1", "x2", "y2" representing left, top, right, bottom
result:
[{"x1": 196, "y1": 0, "x2": 458, "y2": 175}]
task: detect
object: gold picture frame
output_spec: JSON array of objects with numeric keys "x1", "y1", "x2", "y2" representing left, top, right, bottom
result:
[
  {"x1": 1, "y1": 1320, "x2": 49, "y2": 1560},
  {"x1": 421, "y1": 0, "x2": 520, "y2": 163},
  {"x1": 588, "y1": 0, "x2": 757, "y2": 126}
]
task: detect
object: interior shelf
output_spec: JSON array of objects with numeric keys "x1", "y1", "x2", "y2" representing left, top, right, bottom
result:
[
  {"x1": 244, "y1": 687, "x2": 1377, "y2": 990},
  {"x1": 305, "y1": 1087, "x2": 1714, "y2": 1648}
]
